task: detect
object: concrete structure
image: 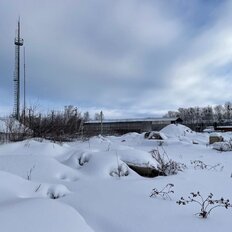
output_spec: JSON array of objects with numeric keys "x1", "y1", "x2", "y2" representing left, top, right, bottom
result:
[
  {"x1": 209, "y1": 133, "x2": 224, "y2": 144},
  {"x1": 83, "y1": 117, "x2": 183, "y2": 136}
]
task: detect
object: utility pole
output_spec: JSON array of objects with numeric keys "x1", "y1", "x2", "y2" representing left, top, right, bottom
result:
[{"x1": 100, "y1": 111, "x2": 103, "y2": 135}]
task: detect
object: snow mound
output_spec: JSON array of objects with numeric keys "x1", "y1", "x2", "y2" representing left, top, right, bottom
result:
[
  {"x1": 0, "y1": 170, "x2": 39, "y2": 201},
  {"x1": 0, "y1": 155, "x2": 79, "y2": 182},
  {"x1": 63, "y1": 151, "x2": 92, "y2": 169},
  {"x1": 73, "y1": 151, "x2": 135, "y2": 178},
  {"x1": 160, "y1": 124, "x2": 193, "y2": 138},
  {"x1": 120, "y1": 132, "x2": 141, "y2": 140},
  {"x1": 212, "y1": 141, "x2": 232, "y2": 151},
  {"x1": 117, "y1": 148, "x2": 158, "y2": 167},
  {"x1": 0, "y1": 138, "x2": 70, "y2": 157},
  {"x1": 0, "y1": 198, "x2": 94, "y2": 232}
]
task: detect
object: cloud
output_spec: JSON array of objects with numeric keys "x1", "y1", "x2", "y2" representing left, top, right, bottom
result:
[
  {"x1": 21, "y1": 0, "x2": 184, "y2": 107},
  {"x1": 0, "y1": 0, "x2": 231, "y2": 118},
  {"x1": 167, "y1": 1, "x2": 232, "y2": 108}
]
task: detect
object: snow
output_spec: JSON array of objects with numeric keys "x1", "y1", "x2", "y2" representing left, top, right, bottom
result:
[
  {"x1": 0, "y1": 171, "x2": 93, "y2": 232},
  {"x1": 145, "y1": 131, "x2": 168, "y2": 140},
  {"x1": 0, "y1": 198, "x2": 93, "y2": 232},
  {"x1": 212, "y1": 141, "x2": 232, "y2": 151},
  {"x1": 0, "y1": 117, "x2": 28, "y2": 133},
  {"x1": 0, "y1": 125, "x2": 232, "y2": 231},
  {"x1": 160, "y1": 123, "x2": 194, "y2": 138}
]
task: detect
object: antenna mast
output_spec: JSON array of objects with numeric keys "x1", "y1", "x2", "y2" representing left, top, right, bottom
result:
[
  {"x1": 23, "y1": 46, "x2": 26, "y2": 123},
  {"x1": 13, "y1": 19, "x2": 24, "y2": 120}
]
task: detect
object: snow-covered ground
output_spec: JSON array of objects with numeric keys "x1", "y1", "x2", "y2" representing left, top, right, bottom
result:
[{"x1": 0, "y1": 124, "x2": 231, "y2": 232}]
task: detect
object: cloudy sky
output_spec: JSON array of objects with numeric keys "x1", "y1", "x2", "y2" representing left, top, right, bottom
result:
[{"x1": 1, "y1": 0, "x2": 232, "y2": 118}]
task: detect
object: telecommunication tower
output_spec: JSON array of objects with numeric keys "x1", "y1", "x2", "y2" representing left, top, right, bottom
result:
[{"x1": 13, "y1": 19, "x2": 24, "y2": 120}]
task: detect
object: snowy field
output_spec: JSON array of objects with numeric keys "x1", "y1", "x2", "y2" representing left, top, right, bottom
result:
[{"x1": 0, "y1": 124, "x2": 231, "y2": 232}]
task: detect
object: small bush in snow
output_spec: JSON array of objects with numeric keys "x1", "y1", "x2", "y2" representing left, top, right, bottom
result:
[
  {"x1": 191, "y1": 160, "x2": 224, "y2": 171},
  {"x1": 110, "y1": 151, "x2": 129, "y2": 178},
  {"x1": 177, "y1": 192, "x2": 231, "y2": 218},
  {"x1": 150, "y1": 148, "x2": 186, "y2": 176},
  {"x1": 48, "y1": 191, "x2": 66, "y2": 199},
  {"x1": 47, "y1": 187, "x2": 68, "y2": 199},
  {"x1": 110, "y1": 163, "x2": 129, "y2": 178},
  {"x1": 150, "y1": 183, "x2": 174, "y2": 200}
]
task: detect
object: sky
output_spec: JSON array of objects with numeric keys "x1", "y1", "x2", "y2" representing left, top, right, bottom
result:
[{"x1": 1, "y1": 0, "x2": 232, "y2": 119}]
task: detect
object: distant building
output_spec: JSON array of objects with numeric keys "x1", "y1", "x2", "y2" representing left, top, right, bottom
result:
[
  {"x1": 215, "y1": 126, "x2": 232, "y2": 132},
  {"x1": 83, "y1": 117, "x2": 183, "y2": 136}
]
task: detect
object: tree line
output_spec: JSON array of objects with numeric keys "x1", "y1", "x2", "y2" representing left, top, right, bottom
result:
[
  {"x1": 163, "y1": 102, "x2": 232, "y2": 125},
  {"x1": 10, "y1": 105, "x2": 102, "y2": 142}
]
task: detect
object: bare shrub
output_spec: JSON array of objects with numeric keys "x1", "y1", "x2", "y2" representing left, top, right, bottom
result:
[
  {"x1": 110, "y1": 151, "x2": 129, "y2": 178},
  {"x1": 23, "y1": 105, "x2": 83, "y2": 142},
  {"x1": 110, "y1": 163, "x2": 129, "y2": 177},
  {"x1": 150, "y1": 183, "x2": 174, "y2": 200},
  {"x1": 47, "y1": 191, "x2": 66, "y2": 199},
  {"x1": 177, "y1": 192, "x2": 231, "y2": 218},
  {"x1": 191, "y1": 160, "x2": 223, "y2": 171},
  {"x1": 150, "y1": 147, "x2": 186, "y2": 176}
]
